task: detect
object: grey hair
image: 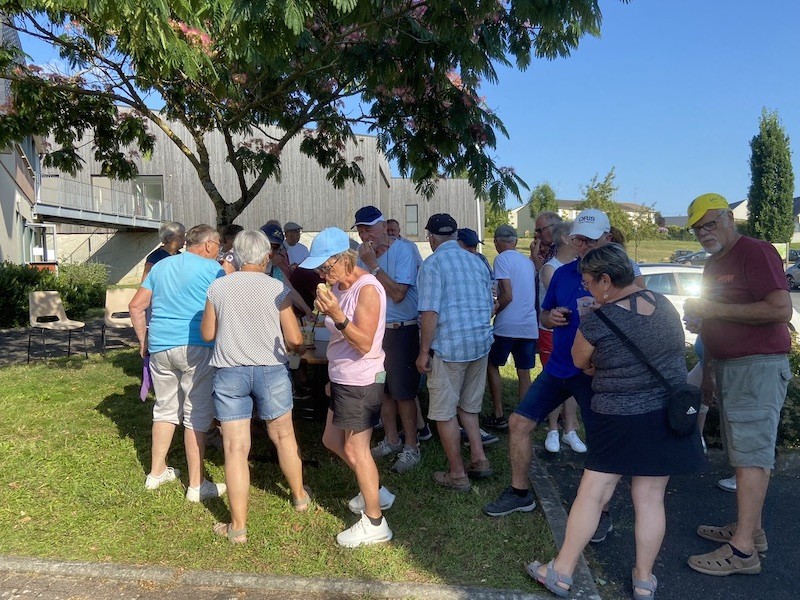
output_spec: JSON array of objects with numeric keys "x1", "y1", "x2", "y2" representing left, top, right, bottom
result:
[
  {"x1": 578, "y1": 243, "x2": 635, "y2": 287},
  {"x1": 159, "y1": 221, "x2": 185, "y2": 243},
  {"x1": 429, "y1": 232, "x2": 457, "y2": 244},
  {"x1": 550, "y1": 221, "x2": 573, "y2": 249},
  {"x1": 233, "y1": 229, "x2": 271, "y2": 266},
  {"x1": 535, "y1": 211, "x2": 563, "y2": 226},
  {"x1": 185, "y1": 224, "x2": 219, "y2": 247}
]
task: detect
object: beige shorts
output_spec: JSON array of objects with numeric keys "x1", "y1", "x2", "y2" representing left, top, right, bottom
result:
[
  {"x1": 426, "y1": 353, "x2": 488, "y2": 421},
  {"x1": 150, "y1": 345, "x2": 215, "y2": 432},
  {"x1": 716, "y1": 354, "x2": 791, "y2": 469}
]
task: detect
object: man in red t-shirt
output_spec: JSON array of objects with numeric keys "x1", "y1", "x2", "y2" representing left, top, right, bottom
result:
[{"x1": 683, "y1": 193, "x2": 792, "y2": 577}]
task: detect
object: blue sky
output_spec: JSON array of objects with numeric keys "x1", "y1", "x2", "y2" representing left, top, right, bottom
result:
[
  {"x1": 484, "y1": 0, "x2": 800, "y2": 216},
  {"x1": 18, "y1": 1, "x2": 800, "y2": 218}
]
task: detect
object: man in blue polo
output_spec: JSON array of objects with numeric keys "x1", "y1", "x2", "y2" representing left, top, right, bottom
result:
[
  {"x1": 483, "y1": 209, "x2": 620, "y2": 541},
  {"x1": 355, "y1": 206, "x2": 423, "y2": 474}
]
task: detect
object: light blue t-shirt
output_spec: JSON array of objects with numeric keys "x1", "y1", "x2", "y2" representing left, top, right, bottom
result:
[
  {"x1": 143, "y1": 252, "x2": 225, "y2": 353},
  {"x1": 358, "y1": 240, "x2": 419, "y2": 323}
]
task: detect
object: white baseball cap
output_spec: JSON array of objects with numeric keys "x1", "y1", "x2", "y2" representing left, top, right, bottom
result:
[{"x1": 570, "y1": 209, "x2": 611, "y2": 239}]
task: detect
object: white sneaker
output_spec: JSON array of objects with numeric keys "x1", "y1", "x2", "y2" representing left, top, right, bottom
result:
[
  {"x1": 348, "y1": 485, "x2": 396, "y2": 514},
  {"x1": 544, "y1": 430, "x2": 560, "y2": 453},
  {"x1": 717, "y1": 476, "x2": 737, "y2": 493},
  {"x1": 562, "y1": 430, "x2": 587, "y2": 453},
  {"x1": 145, "y1": 466, "x2": 181, "y2": 490},
  {"x1": 186, "y1": 479, "x2": 227, "y2": 502},
  {"x1": 336, "y1": 512, "x2": 393, "y2": 548}
]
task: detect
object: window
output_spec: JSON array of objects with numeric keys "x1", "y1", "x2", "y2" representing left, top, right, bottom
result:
[
  {"x1": 133, "y1": 175, "x2": 164, "y2": 219},
  {"x1": 91, "y1": 175, "x2": 112, "y2": 211},
  {"x1": 405, "y1": 204, "x2": 419, "y2": 236},
  {"x1": 642, "y1": 273, "x2": 677, "y2": 296}
]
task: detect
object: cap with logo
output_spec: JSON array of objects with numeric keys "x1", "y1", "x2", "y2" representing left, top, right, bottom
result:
[
  {"x1": 299, "y1": 227, "x2": 351, "y2": 270},
  {"x1": 570, "y1": 209, "x2": 611, "y2": 240},
  {"x1": 353, "y1": 206, "x2": 385, "y2": 228},
  {"x1": 494, "y1": 224, "x2": 517, "y2": 239},
  {"x1": 284, "y1": 222, "x2": 302, "y2": 232},
  {"x1": 686, "y1": 193, "x2": 729, "y2": 228},
  {"x1": 260, "y1": 223, "x2": 285, "y2": 244},
  {"x1": 426, "y1": 213, "x2": 457, "y2": 235},
  {"x1": 457, "y1": 228, "x2": 483, "y2": 248}
]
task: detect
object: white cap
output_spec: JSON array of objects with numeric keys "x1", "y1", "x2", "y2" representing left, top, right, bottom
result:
[{"x1": 571, "y1": 209, "x2": 611, "y2": 239}]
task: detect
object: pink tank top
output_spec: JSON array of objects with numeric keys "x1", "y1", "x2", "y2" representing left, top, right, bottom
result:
[{"x1": 325, "y1": 274, "x2": 386, "y2": 386}]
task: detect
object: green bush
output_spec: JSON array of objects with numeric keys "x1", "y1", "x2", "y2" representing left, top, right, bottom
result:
[{"x1": 0, "y1": 261, "x2": 108, "y2": 328}]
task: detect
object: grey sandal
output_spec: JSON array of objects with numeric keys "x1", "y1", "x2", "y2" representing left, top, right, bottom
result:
[
  {"x1": 526, "y1": 559, "x2": 572, "y2": 598},
  {"x1": 213, "y1": 522, "x2": 247, "y2": 544},
  {"x1": 292, "y1": 485, "x2": 314, "y2": 512},
  {"x1": 632, "y1": 571, "x2": 657, "y2": 600}
]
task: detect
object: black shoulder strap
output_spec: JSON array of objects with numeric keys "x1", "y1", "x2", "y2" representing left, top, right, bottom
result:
[{"x1": 594, "y1": 309, "x2": 672, "y2": 393}]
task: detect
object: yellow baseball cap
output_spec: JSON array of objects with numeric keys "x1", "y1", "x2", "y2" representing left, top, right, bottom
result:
[{"x1": 686, "y1": 193, "x2": 729, "y2": 228}]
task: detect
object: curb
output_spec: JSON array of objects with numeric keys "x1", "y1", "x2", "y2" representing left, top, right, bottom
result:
[
  {"x1": 529, "y1": 449, "x2": 602, "y2": 600},
  {"x1": 0, "y1": 555, "x2": 553, "y2": 600}
]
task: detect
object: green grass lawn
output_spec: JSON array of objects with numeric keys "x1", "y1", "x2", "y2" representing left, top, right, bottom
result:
[{"x1": 0, "y1": 350, "x2": 554, "y2": 592}]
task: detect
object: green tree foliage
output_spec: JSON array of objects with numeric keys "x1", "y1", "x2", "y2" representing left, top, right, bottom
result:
[
  {"x1": 575, "y1": 168, "x2": 633, "y2": 238},
  {"x1": 747, "y1": 109, "x2": 795, "y2": 242},
  {"x1": 528, "y1": 181, "x2": 559, "y2": 219},
  {"x1": 0, "y1": 0, "x2": 621, "y2": 225},
  {"x1": 483, "y1": 201, "x2": 508, "y2": 238}
]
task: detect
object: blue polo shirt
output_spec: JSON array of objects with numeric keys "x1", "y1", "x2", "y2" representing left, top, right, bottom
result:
[{"x1": 541, "y1": 261, "x2": 594, "y2": 379}]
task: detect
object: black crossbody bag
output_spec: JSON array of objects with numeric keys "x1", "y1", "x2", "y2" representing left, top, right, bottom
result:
[{"x1": 594, "y1": 309, "x2": 701, "y2": 437}]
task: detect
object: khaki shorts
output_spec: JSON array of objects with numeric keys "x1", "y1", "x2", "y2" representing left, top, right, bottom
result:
[
  {"x1": 426, "y1": 353, "x2": 488, "y2": 421},
  {"x1": 716, "y1": 354, "x2": 791, "y2": 469},
  {"x1": 150, "y1": 345, "x2": 215, "y2": 432}
]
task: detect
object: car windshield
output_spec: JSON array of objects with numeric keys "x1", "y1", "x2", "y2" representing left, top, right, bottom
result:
[{"x1": 679, "y1": 272, "x2": 702, "y2": 296}]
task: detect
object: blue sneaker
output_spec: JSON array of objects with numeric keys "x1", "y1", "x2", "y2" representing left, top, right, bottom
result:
[{"x1": 461, "y1": 428, "x2": 499, "y2": 447}]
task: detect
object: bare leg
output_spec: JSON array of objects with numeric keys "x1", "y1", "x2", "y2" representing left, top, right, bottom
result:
[
  {"x1": 517, "y1": 367, "x2": 532, "y2": 402},
  {"x1": 150, "y1": 421, "x2": 177, "y2": 476},
  {"x1": 220, "y1": 419, "x2": 251, "y2": 532},
  {"x1": 487, "y1": 363, "x2": 504, "y2": 418},
  {"x1": 546, "y1": 407, "x2": 561, "y2": 433},
  {"x1": 561, "y1": 397, "x2": 579, "y2": 432},
  {"x1": 396, "y1": 398, "x2": 419, "y2": 447},
  {"x1": 631, "y1": 475, "x2": 670, "y2": 596},
  {"x1": 415, "y1": 398, "x2": 425, "y2": 429},
  {"x1": 343, "y1": 428, "x2": 382, "y2": 519},
  {"x1": 436, "y1": 417, "x2": 466, "y2": 478},
  {"x1": 380, "y1": 395, "x2": 401, "y2": 445},
  {"x1": 184, "y1": 427, "x2": 207, "y2": 488},
  {"x1": 508, "y1": 412, "x2": 537, "y2": 489},
  {"x1": 459, "y1": 408, "x2": 487, "y2": 465},
  {"x1": 730, "y1": 466, "x2": 770, "y2": 554},
  {"x1": 265, "y1": 411, "x2": 306, "y2": 503}
]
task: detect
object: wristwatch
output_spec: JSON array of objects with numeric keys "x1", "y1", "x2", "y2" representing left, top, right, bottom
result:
[
  {"x1": 371, "y1": 266, "x2": 381, "y2": 276},
  {"x1": 335, "y1": 317, "x2": 350, "y2": 331}
]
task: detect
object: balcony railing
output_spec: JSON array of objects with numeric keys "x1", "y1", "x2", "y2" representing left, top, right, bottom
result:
[{"x1": 35, "y1": 177, "x2": 171, "y2": 229}]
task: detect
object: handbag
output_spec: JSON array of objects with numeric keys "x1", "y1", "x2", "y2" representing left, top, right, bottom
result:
[{"x1": 594, "y1": 309, "x2": 701, "y2": 437}]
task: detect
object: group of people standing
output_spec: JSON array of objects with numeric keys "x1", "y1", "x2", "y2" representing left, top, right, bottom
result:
[{"x1": 128, "y1": 192, "x2": 791, "y2": 598}]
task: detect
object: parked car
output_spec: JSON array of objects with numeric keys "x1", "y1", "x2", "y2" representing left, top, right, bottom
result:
[
  {"x1": 786, "y1": 262, "x2": 800, "y2": 289},
  {"x1": 790, "y1": 249, "x2": 800, "y2": 263},
  {"x1": 669, "y1": 249, "x2": 696, "y2": 263},
  {"x1": 674, "y1": 250, "x2": 711, "y2": 266},
  {"x1": 639, "y1": 263, "x2": 800, "y2": 345}
]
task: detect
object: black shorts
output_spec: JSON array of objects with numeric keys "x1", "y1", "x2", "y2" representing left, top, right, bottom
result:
[
  {"x1": 383, "y1": 324, "x2": 421, "y2": 400},
  {"x1": 329, "y1": 382, "x2": 383, "y2": 432}
]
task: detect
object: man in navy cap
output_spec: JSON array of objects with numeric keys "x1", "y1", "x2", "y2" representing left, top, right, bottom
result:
[
  {"x1": 417, "y1": 213, "x2": 494, "y2": 492},
  {"x1": 354, "y1": 205, "x2": 425, "y2": 474}
]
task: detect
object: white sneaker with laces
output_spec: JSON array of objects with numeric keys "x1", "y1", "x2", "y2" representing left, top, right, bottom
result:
[
  {"x1": 562, "y1": 430, "x2": 587, "y2": 453},
  {"x1": 717, "y1": 476, "x2": 737, "y2": 492},
  {"x1": 348, "y1": 485, "x2": 396, "y2": 514},
  {"x1": 336, "y1": 512, "x2": 393, "y2": 548},
  {"x1": 186, "y1": 479, "x2": 227, "y2": 502},
  {"x1": 145, "y1": 466, "x2": 181, "y2": 490},
  {"x1": 544, "y1": 430, "x2": 560, "y2": 453}
]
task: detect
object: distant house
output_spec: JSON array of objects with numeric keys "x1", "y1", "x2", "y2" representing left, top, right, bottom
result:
[{"x1": 508, "y1": 199, "x2": 654, "y2": 236}]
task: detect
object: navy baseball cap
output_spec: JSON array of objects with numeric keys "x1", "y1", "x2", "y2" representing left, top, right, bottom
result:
[
  {"x1": 260, "y1": 223, "x2": 285, "y2": 244},
  {"x1": 426, "y1": 213, "x2": 457, "y2": 235},
  {"x1": 353, "y1": 205, "x2": 385, "y2": 227},
  {"x1": 457, "y1": 228, "x2": 483, "y2": 247}
]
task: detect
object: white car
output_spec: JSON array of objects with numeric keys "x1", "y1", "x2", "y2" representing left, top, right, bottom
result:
[{"x1": 638, "y1": 263, "x2": 800, "y2": 345}]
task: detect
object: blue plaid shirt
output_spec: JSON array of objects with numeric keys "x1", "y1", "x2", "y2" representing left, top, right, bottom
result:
[{"x1": 417, "y1": 240, "x2": 494, "y2": 362}]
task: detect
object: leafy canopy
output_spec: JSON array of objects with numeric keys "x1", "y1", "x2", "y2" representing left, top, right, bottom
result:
[
  {"x1": 528, "y1": 181, "x2": 558, "y2": 219},
  {"x1": 747, "y1": 108, "x2": 794, "y2": 243},
  {"x1": 0, "y1": 0, "x2": 615, "y2": 225}
]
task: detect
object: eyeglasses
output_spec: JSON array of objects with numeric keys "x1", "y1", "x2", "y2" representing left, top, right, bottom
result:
[
  {"x1": 534, "y1": 223, "x2": 555, "y2": 235},
  {"x1": 315, "y1": 255, "x2": 341, "y2": 275},
  {"x1": 206, "y1": 239, "x2": 221, "y2": 248},
  {"x1": 571, "y1": 236, "x2": 598, "y2": 248},
  {"x1": 691, "y1": 218, "x2": 721, "y2": 234}
]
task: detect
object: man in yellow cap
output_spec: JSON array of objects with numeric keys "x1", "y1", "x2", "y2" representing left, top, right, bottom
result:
[{"x1": 683, "y1": 193, "x2": 792, "y2": 576}]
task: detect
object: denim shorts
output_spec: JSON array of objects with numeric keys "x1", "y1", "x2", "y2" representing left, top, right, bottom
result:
[
  {"x1": 213, "y1": 364, "x2": 293, "y2": 422},
  {"x1": 488, "y1": 335, "x2": 537, "y2": 369},
  {"x1": 515, "y1": 369, "x2": 594, "y2": 432}
]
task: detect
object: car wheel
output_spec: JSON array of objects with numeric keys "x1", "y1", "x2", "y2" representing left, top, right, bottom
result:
[{"x1": 787, "y1": 274, "x2": 796, "y2": 290}]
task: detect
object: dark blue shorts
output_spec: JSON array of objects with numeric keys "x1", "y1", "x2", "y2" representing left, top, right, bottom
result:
[
  {"x1": 488, "y1": 335, "x2": 537, "y2": 369},
  {"x1": 383, "y1": 324, "x2": 421, "y2": 400},
  {"x1": 514, "y1": 370, "x2": 594, "y2": 432}
]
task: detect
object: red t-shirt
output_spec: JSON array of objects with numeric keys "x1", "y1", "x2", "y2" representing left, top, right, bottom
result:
[{"x1": 701, "y1": 236, "x2": 790, "y2": 360}]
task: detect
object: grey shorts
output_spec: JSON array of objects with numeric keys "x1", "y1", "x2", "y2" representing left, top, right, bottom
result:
[
  {"x1": 426, "y1": 353, "x2": 488, "y2": 421},
  {"x1": 150, "y1": 345, "x2": 215, "y2": 432},
  {"x1": 716, "y1": 354, "x2": 791, "y2": 469}
]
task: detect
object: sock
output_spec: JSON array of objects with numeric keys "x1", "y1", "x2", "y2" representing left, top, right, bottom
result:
[
  {"x1": 511, "y1": 486, "x2": 529, "y2": 497},
  {"x1": 367, "y1": 514, "x2": 383, "y2": 526},
  {"x1": 729, "y1": 543, "x2": 753, "y2": 558}
]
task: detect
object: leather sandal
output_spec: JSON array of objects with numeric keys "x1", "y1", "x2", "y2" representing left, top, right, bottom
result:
[
  {"x1": 687, "y1": 543, "x2": 761, "y2": 576},
  {"x1": 213, "y1": 522, "x2": 247, "y2": 544},
  {"x1": 696, "y1": 522, "x2": 768, "y2": 553},
  {"x1": 526, "y1": 559, "x2": 572, "y2": 598},
  {"x1": 292, "y1": 485, "x2": 314, "y2": 512},
  {"x1": 632, "y1": 570, "x2": 657, "y2": 600}
]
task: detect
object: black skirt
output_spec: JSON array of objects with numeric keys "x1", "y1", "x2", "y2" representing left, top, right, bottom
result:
[{"x1": 585, "y1": 407, "x2": 706, "y2": 477}]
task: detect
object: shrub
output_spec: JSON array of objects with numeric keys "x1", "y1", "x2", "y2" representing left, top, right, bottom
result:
[{"x1": 0, "y1": 261, "x2": 108, "y2": 327}]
